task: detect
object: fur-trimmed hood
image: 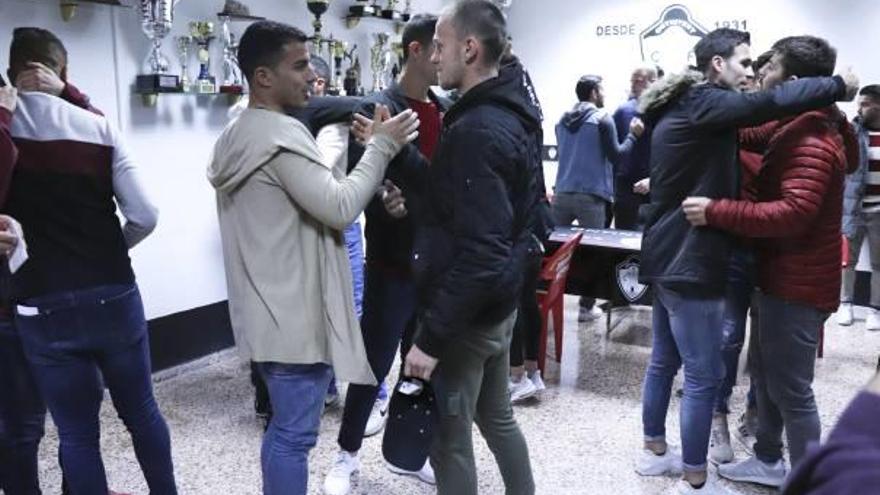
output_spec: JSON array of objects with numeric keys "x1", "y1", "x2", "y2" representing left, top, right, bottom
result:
[{"x1": 638, "y1": 70, "x2": 705, "y2": 121}]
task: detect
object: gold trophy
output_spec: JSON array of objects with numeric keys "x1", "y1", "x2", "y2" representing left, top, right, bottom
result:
[
  {"x1": 307, "y1": 0, "x2": 330, "y2": 46},
  {"x1": 190, "y1": 21, "x2": 217, "y2": 94}
]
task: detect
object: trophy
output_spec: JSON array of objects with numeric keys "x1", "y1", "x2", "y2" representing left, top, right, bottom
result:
[
  {"x1": 136, "y1": 0, "x2": 181, "y2": 95},
  {"x1": 402, "y1": 0, "x2": 412, "y2": 21},
  {"x1": 370, "y1": 33, "x2": 391, "y2": 93},
  {"x1": 218, "y1": 15, "x2": 244, "y2": 95},
  {"x1": 307, "y1": 0, "x2": 330, "y2": 46},
  {"x1": 331, "y1": 40, "x2": 349, "y2": 95},
  {"x1": 344, "y1": 51, "x2": 362, "y2": 96},
  {"x1": 190, "y1": 21, "x2": 217, "y2": 94},
  {"x1": 381, "y1": 0, "x2": 400, "y2": 20},
  {"x1": 175, "y1": 35, "x2": 192, "y2": 92}
]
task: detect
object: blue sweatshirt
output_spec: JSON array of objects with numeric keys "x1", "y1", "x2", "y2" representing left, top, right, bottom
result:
[
  {"x1": 613, "y1": 97, "x2": 651, "y2": 184},
  {"x1": 554, "y1": 102, "x2": 635, "y2": 202}
]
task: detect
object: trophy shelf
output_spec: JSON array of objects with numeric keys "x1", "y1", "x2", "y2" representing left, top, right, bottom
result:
[
  {"x1": 215, "y1": 12, "x2": 266, "y2": 21},
  {"x1": 133, "y1": 89, "x2": 246, "y2": 107}
]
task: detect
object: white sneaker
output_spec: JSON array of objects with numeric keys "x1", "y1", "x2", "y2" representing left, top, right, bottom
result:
[
  {"x1": 867, "y1": 309, "x2": 880, "y2": 331},
  {"x1": 363, "y1": 399, "x2": 388, "y2": 437},
  {"x1": 509, "y1": 376, "x2": 538, "y2": 403},
  {"x1": 671, "y1": 477, "x2": 740, "y2": 494},
  {"x1": 718, "y1": 455, "x2": 787, "y2": 488},
  {"x1": 579, "y1": 306, "x2": 604, "y2": 322},
  {"x1": 323, "y1": 451, "x2": 359, "y2": 495},
  {"x1": 386, "y1": 459, "x2": 436, "y2": 485},
  {"x1": 709, "y1": 416, "x2": 734, "y2": 465},
  {"x1": 528, "y1": 369, "x2": 547, "y2": 392},
  {"x1": 837, "y1": 302, "x2": 854, "y2": 326},
  {"x1": 635, "y1": 446, "x2": 683, "y2": 476}
]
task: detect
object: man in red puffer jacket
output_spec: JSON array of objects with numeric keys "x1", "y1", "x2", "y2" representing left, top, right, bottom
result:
[{"x1": 681, "y1": 35, "x2": 861, "y2": 488}]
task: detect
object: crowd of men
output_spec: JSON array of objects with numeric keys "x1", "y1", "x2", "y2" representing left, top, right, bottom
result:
[{"x1": 1, "y1": 1, "x2": 880, "y2": 494}]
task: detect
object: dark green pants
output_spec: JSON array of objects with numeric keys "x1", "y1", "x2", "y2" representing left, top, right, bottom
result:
[{"x1": 429, "y1": 311, "x2": 535, "y2": 495}]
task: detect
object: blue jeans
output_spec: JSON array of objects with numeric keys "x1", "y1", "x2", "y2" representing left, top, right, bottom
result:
[
  {"x1": 15, "y1": 284, "x2": 177, "y2": 495},
  {"x1": 643, "y1": 284, "x2": 725, "y2": 472},
  {"x1": 716, "y1": 250, "x2": 755, "y2": 415},
  {"x1": 338, "y1": 267, "x2": 417, "y2": 453},
  {"x1": 258, "y1": 362, "x2": 333, "y2": 495},
  {"x1": 0, "y1": 320, "x2": 45, "y2": 495},
  {"x1": 326, "y1": 222, "x2": 366, "y2": 399}
]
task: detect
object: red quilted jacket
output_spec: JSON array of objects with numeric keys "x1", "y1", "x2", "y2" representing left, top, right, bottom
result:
[{"x1": 706, "y1": 106, "x2": 859, "y2": 312}]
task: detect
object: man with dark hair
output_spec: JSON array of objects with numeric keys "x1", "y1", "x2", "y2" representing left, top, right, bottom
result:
[
  {"x1": 553, "y1": 73, "x2": 643, "y2": 320},
  {"x1": 208, "y1": 20, "x2": 418, "y2": 494},
  {"x1": 3, "y1": 26, "x2": 175, "y2": 495},
  {"x1": 683, "y1": 34, "x2": 859, "y2": 486},
  {"x1": 707, "y1": 49, "x2": 776, "y2": 466},
  {"x1": 2, "y1": 29, "x2": 150, "y2": 495},
  {"x1": 8, "y1": 27, "x2": 101, "y2": 115},
  {"x1": 839, "y1": 84, "x2": 880, "y2": 330},
  {"x1": 637, "y1": 27, "x2": 857, "y2": 493},
  {"x1": 402, "y1": 1, "x2": 536, "y2": 492},
  {"x1": 322, "y1": 13, "x2": 445, "y2": 495},
  {"x1": 613, "y1": 66, "x2": 657, "y2": 231}
]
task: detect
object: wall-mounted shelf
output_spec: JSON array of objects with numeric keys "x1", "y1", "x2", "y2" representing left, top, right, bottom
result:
[{"x1": 216, "y1": 12, "x2": 266, "y2": 22}]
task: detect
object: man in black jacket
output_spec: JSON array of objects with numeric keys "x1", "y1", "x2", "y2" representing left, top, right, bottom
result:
[
  {"x1": 635, "y1": 28, "x2": 858, "y2": 493},
  {"x1": 403, "y1": 2, "x2": 536, "y2": 493},
  {"x1": 323, "y1": 14, "x2": 446, "y2": 495}
]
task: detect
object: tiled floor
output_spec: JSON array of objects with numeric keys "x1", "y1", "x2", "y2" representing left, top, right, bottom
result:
[{"x1": 34, "y1": 298, "x2": 880, "y2": 494}]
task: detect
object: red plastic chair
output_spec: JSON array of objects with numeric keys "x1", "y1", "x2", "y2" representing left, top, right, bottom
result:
[
  {"x1": 819, "y1": 236, "x2": 850, "y2": 358},
  {"x1": 536, "y1": 232, "x2": 583, "y2": 372}
]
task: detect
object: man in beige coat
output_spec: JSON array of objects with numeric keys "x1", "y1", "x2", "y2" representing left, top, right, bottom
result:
[{"x1": 206, "y1": 21, "x2": 418, "y2": 495}]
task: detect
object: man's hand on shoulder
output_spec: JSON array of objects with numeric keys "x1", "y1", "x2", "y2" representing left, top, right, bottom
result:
[
  {"x1": 682, "y1": 197, "x2": 712, "y2": 226},
  {"x1": 16, "y1": 62, "x2": 65, "y2": 96},
  {"x1": 0, "y1": 87, "x2": 18, "y2": 114},
  {"x1": 839, "y1": 66, "x2": 859, "y2": 102}
]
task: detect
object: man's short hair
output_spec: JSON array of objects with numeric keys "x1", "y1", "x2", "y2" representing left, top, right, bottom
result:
[
  {"x1": 861, "y1": 85, "x2": 880, "y2": 101},
  {"x1": 575, "y1": 75, "x2": 602, "y2": 102},
  {"x1": 9, "y1": 27, "x2": 68, "y2": 76},
  {"x1": 754, "y1": 50, "x2": 774, "y2": 73},
  {"x1": 238, "y1": 21, "x2": 309, "y2": 84},
  {"x1": 446, "y1": 0, "x2": 507, "y2": 67},
  {"x1": 771, "y1": 36, "x2": 836, "y2": 79},
  {"x1": 694, "y1": 28, "x2": 751, "y2": 73},
  {"x1": 401, "y1": 14, "x2": 438, "y2": 64},
  {"x1": 310, "y1": 55, "x2": 331, "y2": 81}
]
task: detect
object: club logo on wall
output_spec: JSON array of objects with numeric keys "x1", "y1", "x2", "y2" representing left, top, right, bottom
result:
[
  {"x1": 639, "y1": 4, "x2": 709, "y2": 72},
  {"x1": 616, "y1": 255, "x2": 648, "y2": 303}
]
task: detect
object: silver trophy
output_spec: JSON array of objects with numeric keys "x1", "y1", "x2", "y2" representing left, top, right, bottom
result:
[
  {"x1": 370, "y1": 33, "x2": 391, "y2": 93},
  {"x1": 218, "y1": 15, "x2": 244, "y2": 94},
  {"x1": 175, "y1": 35, "x2": 192, "y2": 92},
  {"x1": 137, "y1": 0, "x2": 181, "y2": 93}
]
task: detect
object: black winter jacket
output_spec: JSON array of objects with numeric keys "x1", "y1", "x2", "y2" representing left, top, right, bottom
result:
[
  {"x1": 413, "y1": 69, "x2": 541, "y2": 357},
  {"x1": 637, "y1": 71, "x2": 846, "y2": 293},
  {"x1": 287, "y1": 95, "x2": 361, "y2": 137},
  {"x1": 346, "y1": 83, "x2": 449, "y2": 273}
]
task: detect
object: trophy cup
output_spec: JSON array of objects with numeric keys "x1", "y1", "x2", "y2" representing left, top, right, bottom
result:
[
  {"x1": 402, "y1": 0, "x2": 412, "y2": 21},
  {"x1": 370, "y1": 33, "x2": 390, "y2": 93},
  {"x1": 218, "y1": 15, "x2": 244, "y2": 96},
  {"x1": 306, "y1": 0, "x2": 330, "y2": 46},
  {"x1": 331, "y1": 40, "x2": 348, "y2": 95},
  {"x1": 190, "y1": 21, "x2": 217, "y2": 94},
  {"x1": 136, "y1": 0, "x2": 181, "y2": 98},
  {"x1": 175, "y1": 35, "x2": 192, "y2": 92},
  {"x1": 344, "y1": 52, "x2": 362, "y2": 96},
  {"x1": 381, "y1": 0, "x2": 400, "y2": 20}
]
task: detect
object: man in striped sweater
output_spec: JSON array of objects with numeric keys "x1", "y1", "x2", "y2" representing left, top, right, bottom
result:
[{"x1": 840, "y1": 85, "x2": 880, "y2": 330}]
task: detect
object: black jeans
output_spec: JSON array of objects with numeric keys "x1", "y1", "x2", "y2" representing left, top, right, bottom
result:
[
  {"x1": 613, "y1": 178, "x2": 648, "y2": 231},
  {"x1": 510, "y1": 248, "x2": 543, "y2": 368},
  {"x1": 337, "y1": 267, "x2": 418, "y2": 453}
]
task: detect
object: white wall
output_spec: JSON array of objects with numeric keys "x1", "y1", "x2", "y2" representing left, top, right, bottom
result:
[
  {"x1": 0, "y1": 0, "x2": 446, "y2": 319},
  {"x1": 506, "y1": 0, "x2": 880, "y2": 142}
]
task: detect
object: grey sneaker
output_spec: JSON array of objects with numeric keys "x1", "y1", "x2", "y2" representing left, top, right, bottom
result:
[
  {"x1": 709, "y1": 415, "x2": 735, "y2": 465},
  {"x1": 718, "y1": 455, "x2": 787, "y2": 488}
]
